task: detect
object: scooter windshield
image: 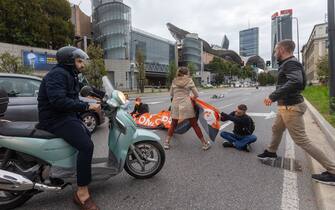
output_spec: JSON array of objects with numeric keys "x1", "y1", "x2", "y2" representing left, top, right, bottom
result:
[{"x1": 102, "y1": 76, "x2": 114, "y2": 98}]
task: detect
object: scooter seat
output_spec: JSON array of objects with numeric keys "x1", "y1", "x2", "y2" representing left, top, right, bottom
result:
[{"x1": 0, "y1": 121, "x2": 57, "y2": 139}]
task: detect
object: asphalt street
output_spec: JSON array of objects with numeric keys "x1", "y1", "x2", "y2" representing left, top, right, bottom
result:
[{"x1": 19, "y1": 87, "x2": 317, "y2": 210}]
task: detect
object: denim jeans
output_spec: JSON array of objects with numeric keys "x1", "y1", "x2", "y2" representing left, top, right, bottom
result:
[{"x1": 220, "y1": 131, "x2": 257, "y2": 150}]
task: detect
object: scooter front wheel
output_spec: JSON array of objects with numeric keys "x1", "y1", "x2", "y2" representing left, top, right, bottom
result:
[{"x1": 124, "y1": 141, "x2": 165, "y2": 179}]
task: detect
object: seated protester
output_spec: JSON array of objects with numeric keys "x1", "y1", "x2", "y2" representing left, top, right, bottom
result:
[
  {"x1": 220, "y1": 104, "x2": 257, "y2": 152},
  {"x1": 131, "y1": 97, "x2": 149, "y2": 117}
]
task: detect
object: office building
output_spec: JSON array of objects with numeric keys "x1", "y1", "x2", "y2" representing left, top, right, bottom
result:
[
  {"x1": 271, "y1": 9, "x2": 293, "y2": 68},
  {"x1": 302, "y1": 23, "x2": 328, "y2": 83},
  {"x1": 91, "y1": 0, "x2": 176, "y2": 90},
  {"x1": 239, "y1": 27, "x2": 259, "y2": 57}
]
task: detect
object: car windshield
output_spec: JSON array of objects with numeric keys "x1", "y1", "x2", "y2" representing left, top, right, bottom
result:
[
  {"x1": 102, "y1": 76, "x2": 114, "y2": 97},
  {"x1": 0, "y1": 77, "x2": 41, "y2": 97}
]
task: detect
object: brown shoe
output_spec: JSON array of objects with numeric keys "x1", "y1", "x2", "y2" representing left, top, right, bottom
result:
[{"x1": 73, "y1": 192, "x2": 100, "y2": 210}]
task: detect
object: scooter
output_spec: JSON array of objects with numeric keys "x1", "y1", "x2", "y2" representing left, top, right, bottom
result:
[{"x1": 0, "y1": 76, "x2": 165, "y2": 210}]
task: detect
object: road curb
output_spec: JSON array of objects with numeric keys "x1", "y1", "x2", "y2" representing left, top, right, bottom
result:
[
  {"x1": 304, "y1": 99, "x2": 335, "y2": 210},
  {"x1": 304, "y1": 99, "x2": 335, "y2": 150}
]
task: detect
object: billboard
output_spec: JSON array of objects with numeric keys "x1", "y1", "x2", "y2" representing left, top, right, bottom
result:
[
  {"x1": 280, "y1": 9, "x2": 293, "y2": 16},
  {"x1": 22, "y1": 51, "x2": 57, "y2": 71}
]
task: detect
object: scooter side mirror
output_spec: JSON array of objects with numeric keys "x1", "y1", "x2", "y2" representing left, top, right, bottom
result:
[{"x1": 80, "y1": 86, "x2": 93, "y2": 97}]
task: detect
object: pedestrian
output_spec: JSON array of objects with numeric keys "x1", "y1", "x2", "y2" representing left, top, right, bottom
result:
[
  {"x1": 37, "y1": 46, "x2": 100, "y2": 209},
  {"x1": 164, "y1": 66, "x2": 211, "y2": 150},
  {"x1": 130, "y1": 97, "x2": 149, "y2": 117},
  {"x1": 258, "y1": 39, "x2": 335, "y2": 185},
  {"x1": 220, "y1": 104, "x2": 256, "y2": 152},
  {"x1": 121, "y1": 93, "x2": 131, "y2": 112}
]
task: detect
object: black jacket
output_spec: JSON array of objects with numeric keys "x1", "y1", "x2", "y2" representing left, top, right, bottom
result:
[
  {"x1": 221, "y1": 111, "x2": 254, "y2": 136},
  {"x1": 37, "y1": 64, "x2": 89, "y2": 129},
  {"x1": 131, "y1": 103, "x2": 149, "y2": 117},
  {"x1": 269, "y1": 56, "x2": 306, "y2": 106}
]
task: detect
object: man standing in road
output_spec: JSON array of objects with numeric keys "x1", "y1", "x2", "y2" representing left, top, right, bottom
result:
[
  {"x1": 258, "y1": 39, "x2": 335, "y2": 185},
  {"x1": 220, "y1": 104, "x2": 257, "y2": 152}
]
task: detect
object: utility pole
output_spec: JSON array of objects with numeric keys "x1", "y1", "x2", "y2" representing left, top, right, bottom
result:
[{"x1": 328, "y1": 0, "x2": 335, "y2": 113}]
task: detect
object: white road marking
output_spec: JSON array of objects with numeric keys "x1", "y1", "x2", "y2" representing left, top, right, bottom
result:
[
  {"x1": 146, "y1": 102, "x2": 162, "y2": 105},
  {"x1": 248, "y1": 111, "x2": 277, "y2": 119},
  {"x1": 218, "y1": 103, "x2": 234, "y2": 109},
  {"x1": 281, "y1": 132, "x2": 299, "y2": 210},
  {"x1": 219, "y1": 121, "x2": 233, "y2": 131}
]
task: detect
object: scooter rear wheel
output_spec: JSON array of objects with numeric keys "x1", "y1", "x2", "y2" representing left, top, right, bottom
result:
[
  {"x1": 0, "y1": 150, "x2": 34, "y2": 210},
  {"x1": 124, "y1": 141, "x2": 165, "y2": 179}
]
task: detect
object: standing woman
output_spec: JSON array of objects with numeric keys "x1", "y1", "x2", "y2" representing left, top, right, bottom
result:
[{"x1": 164, "y1": 67, "x2": 211, "y2": 150}]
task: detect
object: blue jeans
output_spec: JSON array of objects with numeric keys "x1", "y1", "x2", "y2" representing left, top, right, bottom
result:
[{"x1": 220, "y1": 131, "x2": 257, "y2": 150}]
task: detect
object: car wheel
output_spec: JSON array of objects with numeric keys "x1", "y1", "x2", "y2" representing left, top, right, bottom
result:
[{"x1": 81, "y1": 112, "x2": 98, "y2": 133}]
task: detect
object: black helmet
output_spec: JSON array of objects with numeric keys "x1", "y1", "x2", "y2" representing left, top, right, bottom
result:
[{"x1": 56, "y1": 46, "x2": 89, "y2": 66}]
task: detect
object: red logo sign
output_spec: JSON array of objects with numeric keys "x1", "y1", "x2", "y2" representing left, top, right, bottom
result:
[
  {"x1": 280, "y1": 9, "x2": 293, "y2": 15},
  {"x1": 272, "y1": 12, "x2": 279, "y2": 20}
]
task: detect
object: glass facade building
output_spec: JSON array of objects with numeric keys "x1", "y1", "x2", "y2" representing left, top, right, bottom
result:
[
  {"x1": 271, "y1": 10, "x2": 293, "y2": 68},
  {"x1": 92, "y1": 0, "x2": 131, "y2": 59},
  {"x1": 181, "y1": 34, "x2": 203, "y2": 72},
  {"x1": 130, "y1": 28, "x2": 175, "y2": 75},
  {"x1": 239, "y1": 27, "x2": 259, "y2": 57}
]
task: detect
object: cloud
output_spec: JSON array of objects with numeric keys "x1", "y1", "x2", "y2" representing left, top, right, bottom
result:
[{"x1": 71, "y1": 0, "x2": 327, "y2": 61}]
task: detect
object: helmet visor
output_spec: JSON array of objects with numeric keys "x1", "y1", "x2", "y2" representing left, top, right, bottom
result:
[{"x1": 72, "y1": 49, "x2": 89, "y2": 60}]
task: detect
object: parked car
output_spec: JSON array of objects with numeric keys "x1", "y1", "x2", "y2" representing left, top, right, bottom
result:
[{"x1": 0, "y1": 73, "x2": 105, "y2": 132}]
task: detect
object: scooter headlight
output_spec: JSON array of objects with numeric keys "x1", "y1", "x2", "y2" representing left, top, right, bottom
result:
[{"x1": 117, "y1": 91, "x2": 126, "y2": 105}]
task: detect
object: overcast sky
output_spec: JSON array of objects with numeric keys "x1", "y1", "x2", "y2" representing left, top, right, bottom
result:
[{"x1": 70, "y1": 0, "x2": 328, "y2": 61}]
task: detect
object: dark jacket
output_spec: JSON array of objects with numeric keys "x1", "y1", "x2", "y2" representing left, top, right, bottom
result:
[
  {"x1": 37, "y1": 64, "x2": 89, "y2": 129},
  {"x1": 221, "y1": 111, "x2": 254, "y2": 136},
  {"x1": 131, "y1": 103, "x2": 149, "y2": 117},
  {"x1": 269, "y1": 56, "x2": 306, "y2": 106}
]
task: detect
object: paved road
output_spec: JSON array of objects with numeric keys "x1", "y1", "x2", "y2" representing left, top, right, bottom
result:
[{"x1": 19, "y1": 87, "x2": 317, "y2": 210}]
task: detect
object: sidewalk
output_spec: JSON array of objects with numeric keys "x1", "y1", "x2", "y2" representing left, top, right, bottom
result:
[{"x1": 304, "y1": 103, "x2": 335, "y2": 210}]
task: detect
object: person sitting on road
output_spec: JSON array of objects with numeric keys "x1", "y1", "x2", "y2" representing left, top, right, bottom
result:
[
  {"x1": 130, "y1": 97, "x2": 149, "y2": 117},
  {"x1": 220, "y1": 104, "x2": 257, "y2": 152}
]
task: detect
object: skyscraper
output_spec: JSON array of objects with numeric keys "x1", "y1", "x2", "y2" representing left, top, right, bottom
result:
[
  {"x1": 271, "y1": 9, "x2": 293, "y2": 68},
  {"x1": 239, "y1": 27, "x2": 259, "y2": 57}
]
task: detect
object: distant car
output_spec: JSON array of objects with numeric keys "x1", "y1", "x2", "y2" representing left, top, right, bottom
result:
[{"x1": 0, "y1": 73, "x2": 105, "y2": 133}]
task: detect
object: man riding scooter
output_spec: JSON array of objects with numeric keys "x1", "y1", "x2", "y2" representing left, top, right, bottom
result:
[{"x1": 37, "y1": 46, "x2": 100, "y2": 210}]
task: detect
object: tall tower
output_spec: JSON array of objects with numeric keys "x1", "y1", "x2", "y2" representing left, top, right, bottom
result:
[
  {"x1": 92, "y1": 0, "x2": 131, "y2": 59},
  {"x1": 271, "y1": 9, "x2": 293, "y2": 68}
]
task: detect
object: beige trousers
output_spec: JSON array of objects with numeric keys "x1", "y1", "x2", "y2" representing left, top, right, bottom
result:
[{"x1": 268, "y1": 102, "x2": 335, "y2": 174}]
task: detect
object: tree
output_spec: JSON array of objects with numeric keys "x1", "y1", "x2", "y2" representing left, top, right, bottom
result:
[
  {"x1": 0, "y1": 52, "x2": 32, "y2": 74},
  {"x1": 257, "y1": 72, "x2": 276, "y2": 86},
  {"x1": 136, "y1": 49, "x2": 146, "y2": 93},
  {"x1": 167, "y1": 61, "x2": 177, "y2": 87},
  {"x1": 317, "y1": 55, "x2": 329, "y2": 85},
  {"x1": 0, "y1": 0, "x2": 73, "y2": 49},
  {"x1": 83, "y1": 44, "x2": 106, "y2": 89}
]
